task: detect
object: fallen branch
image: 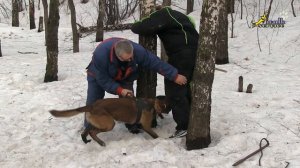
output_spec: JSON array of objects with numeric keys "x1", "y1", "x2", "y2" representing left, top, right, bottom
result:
[
  {"x1": 233, "y1": 138, "x2": 270, "y2": 166},
  {"x1": 18, "y1": 51, "x2": 38, "y2": 54},
  {"x1": 215, "y1": 67, "x2": 227, "y2": 73}
]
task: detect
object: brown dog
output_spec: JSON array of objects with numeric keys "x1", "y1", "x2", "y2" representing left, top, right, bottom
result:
[{"x1": 49, "y1": 97, "x2": 169, "y2": 146}]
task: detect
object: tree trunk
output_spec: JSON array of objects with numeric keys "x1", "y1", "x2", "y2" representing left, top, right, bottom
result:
[
  {"x1": 96, "y1": 0, "x2": 105, "y2": 42},
  {"x1": 161, "y1": 0, "x2": 171, "y2": 62},
  {"x1": 18, "y1": 0, "x2": 24, "y2": 12},
  {"x1": 29, "y1": 0, "x2": 36, "y2": 29},
  {"x1": 0, "y1": 39, "x2": 2, "y2": 57},
  {"x1": 136, "y1": 0, "x2": 157, "y2": 98},
  {"x1": 240, "y1": 0, "x2": 243, "y2": 19},
  {"x1": 68, "y1": 0, "x2": 79, "y2": 53},
  {"x1": 266, "y1": 0, "x2": 273, "y2": 21},
  {"x1": 227, "y1": 0, "x2": 234, "y2": 13},
  {"x1": 186, "y1": 0, "x2": 225, "y2": 150},
  {"x1": 215, "y1": 0, "x2": 228, "y2": 64},
  {"x1": 44, "y1": 0, "x2": 60, "y2": 82},
  {"x1": 12, "y1": 0, "x2": 19, "y2": 27},
  {"x1": 42, "y1": 0, "x2": 48, "y2": 45},
  {"x1": 291, "y1": 0, "x2": 296, "y2": 17},
  {"x1": 38, "y1": 16, "x2": 43, "y2": 32},
  {"x1": 162, "y1": 0, "x2": 171, "y2": 6},
  {"x1": 187, "y1": 0, "x2": 194, "y2": 15}
]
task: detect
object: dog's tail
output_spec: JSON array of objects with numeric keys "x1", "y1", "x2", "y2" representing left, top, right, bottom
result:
[{"x1": 49, "y1": 105, "x2": 92, "y2": 117}]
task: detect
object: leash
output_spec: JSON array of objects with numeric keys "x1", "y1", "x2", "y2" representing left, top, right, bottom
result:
[{"x1": 233, "y1": 138, "x2": 270, "y2": 166}]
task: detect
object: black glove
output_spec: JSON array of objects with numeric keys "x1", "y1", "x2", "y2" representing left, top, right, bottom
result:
[{"x1": 125, "y1": 123, "x2": 142, "y2": 134}]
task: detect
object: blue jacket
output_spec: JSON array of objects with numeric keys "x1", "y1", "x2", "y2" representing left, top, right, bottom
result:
[{"x1": 87, "y1": 38, "x2": 178, "y2": 95}]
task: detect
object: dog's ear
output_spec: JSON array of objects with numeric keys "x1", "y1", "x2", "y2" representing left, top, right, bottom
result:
[{"x1": 155, "y1": 95, "x2": 171, "y2": 114}]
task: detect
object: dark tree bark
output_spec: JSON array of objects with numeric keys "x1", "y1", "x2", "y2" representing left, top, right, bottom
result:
[
  {"x1": 291, "y1": 0, "x2": 296, "y2": 17},
  {"x1": 42, "y1": 0, "x2": 48, "y2": 45},
  {"x1": 38, "y1": 16, "x2": 43, "y2": 32},
  {"x1": 186, "y1": 0, "x2": 225, "y2": 150},
  {"x1": 240, "y1": 0, "x2": 243, "y2": 19},
  {"x1": 187, "y1": 0, "x2": 194, "y2": 14},
  {"x1": 0, "y1": 39, "x2": 2, "y2": 57},
  {"x1": 106, "y1": 0, "x2": 118, "y2": 25},
  {"x1": 162, "y1": 0, "x2": 171, "y2": 6},
  {"x1": 68, "y1": 0, "x2": 79, "y2": 53},
  {"x1": 44, "y1": 0, "x2": 60, "y2": 82},
  {"x1": 136, "y1": 0, "x2": 157, "y2": 98},
  {"x1": 161, "y1": 0, "x2": 171, "y2": 62},
  {"x1": 29, "y1": 0, "x2": 36, "y2": 29},
  {"x1": 266, "y1": 0, "x2": 273, "y2": 21},
  {"x1": 12, "y1": 0, "x2": 19, "y2": 27},
  {"x1": 227, "y1": 0, "x2": 234, "y2": 13},
  {"x1": 96, "y1": 0, "x2": 105, "y2": 42},
  {"x1": 216, "y1": 0, "x2": 229, "y2": 64}
]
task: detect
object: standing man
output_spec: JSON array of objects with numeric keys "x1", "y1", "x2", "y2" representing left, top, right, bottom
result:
[
  {"x1": 85, "y1": 37, "x2": 187, "y2": 134},
  {"x1": 131, "y1": 6, "x2": 199, "y2": 138}
]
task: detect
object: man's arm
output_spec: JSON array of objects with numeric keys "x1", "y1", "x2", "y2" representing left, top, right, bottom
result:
[{"x1": 131, "y1": 8, "x2": 171, "y2": 35}]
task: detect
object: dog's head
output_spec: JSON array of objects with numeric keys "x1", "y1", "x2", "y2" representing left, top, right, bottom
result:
[{"x1": 154, "y1": 95, "x2": 172, "y2": 115}]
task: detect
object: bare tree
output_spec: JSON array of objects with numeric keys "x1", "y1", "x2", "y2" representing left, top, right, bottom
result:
[
  {"x1": 42, "y1": 0, "x2": 48, "y2": 45},
  {"x1": 240, "y1": 0, "x2": 243, "y2": 19},
  {"x1": 187, "y1": 0, "x2": 194, "y2": 14},
  {"x1": 136, "y1": 0, "x2": 157, "y2": 98},
  {"x1": 29, "y1": 0, "x2": 36, "y2": 29},
  {"x1": 96, "y1": 0, "x2": 105, "y2": 42},
  {"x1": 216, "y1": 0, "x2": 228, "y2": 64},
  {"x1": 227, "y1": 0, "x2": 234, "y2": 13},
  {"x1": 44, "y1": 0, "x2": 60, "y2": 82},
  {"x1": 68, "y1": 0, "x2": 79, "y2": 52},
  {"x1": 0, "y1": 39, "x2": 2, "y2": 57},
  {"x1": 12, "y1": 0, "x2": 19, "y2": 27},
  {"x1": 162, "y1": 0, "x2": 171, "y2": 6},
  {"x1": 291, "y1": 0, "x2": 296, "y2": 17},
  {"x1": 186, "y1": 0, "x2": 225, "y2": 150},
  {"x1": 266, "y1": 0, "x2": 273, "y2": 20}
]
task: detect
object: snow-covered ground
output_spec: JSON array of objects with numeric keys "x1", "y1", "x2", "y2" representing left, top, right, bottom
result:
[{"x1": 0, "y1": 0, "x2": 300, "y2": 167}]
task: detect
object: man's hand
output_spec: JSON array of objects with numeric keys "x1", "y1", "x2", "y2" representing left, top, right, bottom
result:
[
  {"x1": 174, "y1": 74, "x2": 187, "y2": 85},
  {"x1": 121, "y1": 89, "x2": 134, "y2": 97}
]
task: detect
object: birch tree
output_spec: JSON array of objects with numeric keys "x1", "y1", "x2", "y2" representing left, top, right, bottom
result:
[{"x1": 186, "y1": 0, "x2": 226, "y2": 150}]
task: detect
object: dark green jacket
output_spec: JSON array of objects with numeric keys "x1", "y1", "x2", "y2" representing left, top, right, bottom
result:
[{"x1": 131, "y1": 7, "x2": 199, "y2": 55}]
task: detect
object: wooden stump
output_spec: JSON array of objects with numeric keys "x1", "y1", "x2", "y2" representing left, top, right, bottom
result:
[
  {"x1": 38, "y1": 16, "x2": 44, "y2": 32},
  {"x1": 246, "y1": 84, "x2": 253, "y2": 93},
  {"x1": 238, "y1": 76, "x2": 243, "y2": 92}
]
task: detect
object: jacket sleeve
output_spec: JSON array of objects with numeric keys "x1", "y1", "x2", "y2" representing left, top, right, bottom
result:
[
  {"x1": 131, "y1": 8, "x2": 171, "y2": 35},
  {"x1": 92, "y1": 52, "x2": 123, "y2": 95},
  {"x1": 133, "y1": 44, "x2": 178, "y2": 81}
]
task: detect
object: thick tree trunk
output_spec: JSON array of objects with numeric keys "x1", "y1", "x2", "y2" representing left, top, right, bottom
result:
[
  {"x1": 29, "y1": 0, "x2": 36, "y2": 29},
  {"x1": 12, "y1": 0, "x2": 19, "y2": 27},
  {"x1": 38, "y1": 16, "x2": 43, "y2": 32},
  {"x1": 0, "y1": 39, "x2": 2, "y2": 57},
  {"x1": 186, "y1": 0, "x2": 225, "y2": 150},
  {"x1": 42, "y1": 0, "x2": 48, "y2": 45},
  {"x1": 216, "y1": 0, "x2": 229, "y2": 64},
  {"x1": 161, "y1": 0, "x2": 171, "y2": 62},
  {"x1": 44, "y1": 0, "x2": 60, "y2": 82},
  {"x1": 68, "y1": 0, "x2": 79, "y2": 53},
  {"x1": 187, "y1": 0, "x2": 194, "y2": 14},
  {"x1": 136, "y1": 0, "x2": 157, "y2": 98},
  {"x1": 96, "y1": 0, "x2": 105, "y2": 42}
]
